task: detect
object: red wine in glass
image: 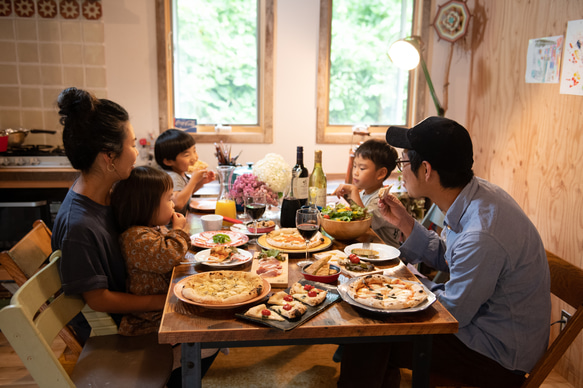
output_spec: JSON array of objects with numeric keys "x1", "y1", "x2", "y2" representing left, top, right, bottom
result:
[
  {"x1": 297, "y1": 223, "x2": 319, "y2": 239},
  {"x1": 245, "y1": 203, "x2": 266, "y2": 220}
]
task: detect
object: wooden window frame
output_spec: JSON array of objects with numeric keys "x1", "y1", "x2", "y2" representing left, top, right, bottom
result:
[
  {"x1": 316, "y1": 0, "x2": 431, "y2": 144},
  {"x1": 156, "y1": 0, "x2": 275, "y2": 143}
]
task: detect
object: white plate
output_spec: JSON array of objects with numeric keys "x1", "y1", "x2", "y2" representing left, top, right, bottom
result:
[
  {"x1": 190, "y1": 230, "x2": 249, "y2": 248},
  {"x1": 230, "y1": 223, "x2": 277, "y2": 236},
  {"x1": 337, "y1": 277, "x2": 436, "y2": 314},
  {"x1": 344, "y1": 243, "x2": 400, "y2": 262},
  {"x1": 191, "y1": 248, "x2": 253, "y2": 267}
]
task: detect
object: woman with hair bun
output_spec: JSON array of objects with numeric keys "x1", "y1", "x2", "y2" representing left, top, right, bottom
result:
[{"x1": 51, "y1": 87, "x2": 166, "y2": 341}]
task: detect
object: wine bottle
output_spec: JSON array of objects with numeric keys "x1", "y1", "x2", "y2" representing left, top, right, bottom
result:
[
  {"x1": 308, "y1": 150, "x2": 327, "y2": 209},
  {"x1": 292, "y1": 146, "x2": 309, "y2": 206},
  {"x1": 280, "y1": 168, "x2": 302, "y2": 228}
]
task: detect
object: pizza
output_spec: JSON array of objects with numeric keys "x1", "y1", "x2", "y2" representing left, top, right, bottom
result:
[
  {"x1": 290, "y1": 282, "x2": 327, "y2": 306},
  {"x1": 206, "y1": 245, "x2": 239, "y2": 263},
  {"x1": 265, "y1": 228, "x2": 324, "y2": 250},
  {"x1": 378, "y1": 184, "x2": 393, "y2": 199},
  {"x1": 188, "y1": 160, "x2": 208, "y2": 173},
  {"x1": 268, "y1": 291, "x2": 303, "y2": 307},
  {"x1": 244, "y1": 304, "x2": 285, "y2": 321},
  {"x1": 181, "y1": 271, "x2": 263, "y2": 305},
  {"x1": 347, "y1": 274, "x2": 427, "y2": 310},
  {"x1": 270, "y1": 303, "x2": 306, "y2": 319}
]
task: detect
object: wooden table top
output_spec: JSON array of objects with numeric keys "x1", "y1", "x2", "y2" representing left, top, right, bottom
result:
[{"x1": 158, "y1": 211, "x2": 458, "y2": 345}]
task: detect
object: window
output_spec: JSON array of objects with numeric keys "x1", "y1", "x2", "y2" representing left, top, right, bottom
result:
[
  {"x1": 156, "y1": 0, "x2": 274, "y2": 143},
  {"x1": 317, "y1": 0, "x2": 430, "y2": 143}
]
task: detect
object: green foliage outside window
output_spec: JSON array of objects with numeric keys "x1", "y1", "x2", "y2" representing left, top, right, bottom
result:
[
  {"x1": 173, "y1": 0, "x2": 258, "y2": 125},
  {"x1": 329, "y1": 0, "x2": 414, "y2": 125}
]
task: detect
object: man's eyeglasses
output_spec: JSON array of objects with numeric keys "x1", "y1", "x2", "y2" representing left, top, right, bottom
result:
[{"x1": 396, "y1": 159, "x2": 410, "y2": 172}]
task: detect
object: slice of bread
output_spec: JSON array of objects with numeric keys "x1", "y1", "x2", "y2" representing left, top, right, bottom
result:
[{"x1": 305, "y1": 255, "x2": 331, "y2": 275}]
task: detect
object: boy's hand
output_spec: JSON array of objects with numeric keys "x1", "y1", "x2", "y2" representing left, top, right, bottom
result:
[
  {"x1": 171, "y1": 212, "x2": 187, "y2": 230},
  {"x1": 333, "y1": 183, "x2": 358, "y2": 199}
]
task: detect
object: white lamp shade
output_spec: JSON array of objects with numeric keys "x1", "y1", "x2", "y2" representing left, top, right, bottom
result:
[{"x1": 388, "y1": 40, "x2": 420, "y2": 70}]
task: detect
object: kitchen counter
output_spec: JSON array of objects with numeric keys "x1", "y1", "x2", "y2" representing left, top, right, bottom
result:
[{"x1": 0, "y1": 168, "x2": 78, "y2": 189}]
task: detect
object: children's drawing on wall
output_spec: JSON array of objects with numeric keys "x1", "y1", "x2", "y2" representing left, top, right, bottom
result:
[
  {"x1": 560, "y1": 19, "x2": 583, "y2": 95},
  {"x1": 525, "y1": 35, "x2": 563, "y2": 83}
]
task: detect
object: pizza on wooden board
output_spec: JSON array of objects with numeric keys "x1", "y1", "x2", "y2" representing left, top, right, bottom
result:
[
  {"x1": 265, "y1": 228, "x2": 324, "y2": 250},
  {"x1": 347, "y1": 274, "x2": 427, "y2": 310},
  {"x1": 181, "y1": 271, "x2": 263, "y2": 305}
]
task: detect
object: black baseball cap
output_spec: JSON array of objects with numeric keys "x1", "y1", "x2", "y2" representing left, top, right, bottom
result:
[{"x1": 385, "y1": 116, "x2": 473, "y2": 171}]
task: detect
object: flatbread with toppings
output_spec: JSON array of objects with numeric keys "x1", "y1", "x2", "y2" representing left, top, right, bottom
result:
[
  {"x1": 269, "y1": 303, "x2": 307, "y2": 319},
  {"x1": 378, "y1": 184, "x2": 393, "y2": 199},
  {"x1": 347, "y1": 274, "x2": 427, "y2": 310},
  {"x1": 265, "y1": 228, "x2": 323, "y2": 250},
  {"x1": 181, "y1": 271, "x2": 263, "y2": 305},
  {"x1": 290, "y1": 281, "x2": 327, "y2": 306},
  {"x1": 244, "y1": 304, "x2": 285, "y2": 321}
]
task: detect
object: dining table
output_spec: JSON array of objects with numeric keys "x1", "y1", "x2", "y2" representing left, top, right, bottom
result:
[{"x1": 158, "y1": 206, "x2": 458, "y2": 388}]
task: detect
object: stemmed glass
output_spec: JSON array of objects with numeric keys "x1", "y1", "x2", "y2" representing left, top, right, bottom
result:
[
  {"x1": 244, "y1": 193, "x2": 267, "y2": 241},
  {"x1": 295, "y1": 207, "x2": 321, "y2": 261}
]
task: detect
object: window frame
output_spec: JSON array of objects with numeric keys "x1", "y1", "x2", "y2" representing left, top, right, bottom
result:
[
  {"x1": 156, "y1": 0, "x2": 275, "y2": 143},
  {"x1": 316, "y1": 0, "x2": 431, "y2": 144}
]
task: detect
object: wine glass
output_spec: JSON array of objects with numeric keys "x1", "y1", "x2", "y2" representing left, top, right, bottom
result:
[
  {"x1": 295, "y1": 207, "x2": 321, "y2": 261},
  {"x1": 244, "y1": 193, "x2": 267, "y2": 239}
]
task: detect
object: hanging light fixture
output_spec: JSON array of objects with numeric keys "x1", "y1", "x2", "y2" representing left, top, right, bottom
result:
[{"x1": 388, "y1": 36, "x2": 445, "y2": 117}]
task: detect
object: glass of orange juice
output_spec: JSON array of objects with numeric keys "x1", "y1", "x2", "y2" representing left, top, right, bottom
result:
[{"x1": 215, "y1": 165, "x2": 237, "y2": 226}]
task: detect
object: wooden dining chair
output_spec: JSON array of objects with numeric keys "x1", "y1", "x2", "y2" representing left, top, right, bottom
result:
[
  {"x1": 0, "y1": 220, "x2": 83, "y2": 358},
  {"x1": 0, "y1": 250, "x2": 173, "y2": 388},
  {"x1": 431, "y1": 250, "x2": 583, "y2": 388}
]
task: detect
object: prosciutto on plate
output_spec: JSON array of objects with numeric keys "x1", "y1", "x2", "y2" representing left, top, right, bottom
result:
[{"x1": 256, "y1": 257, "x2": 283, "y2": 278}]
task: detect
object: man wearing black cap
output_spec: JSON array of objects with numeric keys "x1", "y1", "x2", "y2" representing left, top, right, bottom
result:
[{"x1": 337, "y1": 117, "x2": 551, "y2": 388}]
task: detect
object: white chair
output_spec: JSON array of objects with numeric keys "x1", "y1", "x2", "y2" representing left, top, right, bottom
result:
[{"x1": 0, "y1": 250, "x2": 173, "y2": 388}]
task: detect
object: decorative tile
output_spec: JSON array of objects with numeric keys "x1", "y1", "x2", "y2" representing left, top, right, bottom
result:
[
  {"x1": 15, "y1": 19, "x2": 36, "y2": 39},
  {"x1": 81, "y1": 0, "x2": 101, "y2": 20},
  {"x1": 59, "y1": 0, "x2": 79, "y2": 19},
  {"x1": 38, "y1": 0, "x2": 58, "y2": 18},
  {"x1": 14, "y1": 0, "x2": 34, "y2": 18},
  {"x1": 61, "y1": 21, "x2": 81, "y2": 41},
  {"x1": 38, "y1": 20, "x2": 61, "y2": 41},
  {"x1": 82, "y1": 22, "x2": 103, "y2": 42},
  {"x1": 0, "y1": 0, "x2": 13, "y2": 17}
]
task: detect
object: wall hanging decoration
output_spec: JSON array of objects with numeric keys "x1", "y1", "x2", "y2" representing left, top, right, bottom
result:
[
  {"x1": 525, "y1": 36, "x2": 563, "y2": 84},
  {"x1": 560, "y1": 19, "x2": 583, "y2": 96},
  {"x1": 0, "y1": 0, "x2": 101, "y2": 20}
]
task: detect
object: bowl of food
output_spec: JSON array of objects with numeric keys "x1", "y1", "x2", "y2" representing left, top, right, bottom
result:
[
  {"x1": 319, "y1": 203, "x2": 372, "y2": 241},
  {"x1": 301, "y1": 262, "x2": 341, "y2": 284}
]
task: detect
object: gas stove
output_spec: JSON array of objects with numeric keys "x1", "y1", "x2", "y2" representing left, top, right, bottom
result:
[{"x1": 0, "y1": 145, "x2": 72, "y2": 168}]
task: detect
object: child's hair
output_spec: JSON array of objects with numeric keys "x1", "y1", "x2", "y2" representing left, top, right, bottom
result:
[
  {"x1": 354, "y1": 139, "x2": 398, "y2": 180},
  {"x1": 111, "y1": 166, "x2": 174, "y2": 231},
  {"x1": 155, "y1": 128, "x2": 196, "y2": 171},
  {"x1": 57, "y1": 87, "x2": 129, "y2": 172}
]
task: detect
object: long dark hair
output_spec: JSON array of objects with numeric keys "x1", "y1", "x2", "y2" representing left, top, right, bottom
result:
[
  {"x1": 111, "y1": 166, "x2": 174, "y2": 232},
  {"x1": 154, "y1": 129, "x2": 196, "y2": 171},
  {"x1": 57, "y1": 87, "x2": 129, "y2": 172}
]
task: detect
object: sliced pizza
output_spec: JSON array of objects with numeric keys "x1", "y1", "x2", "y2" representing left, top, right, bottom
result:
[
  {"x1": 269, "y1": 303, "x2": 307, "y2": 320},
  {"x1": 268, "y1": 291, "x2": 299, "y2": 306},
  {"x1": 347, "y1": 274, "x2": 427, "y2": 310},
  {"x1": 244, "y1": 303, "x2": 285, "y2": 321},
  {"x1": 265, "y1": 228, "x2": 323, "y2": 250}
]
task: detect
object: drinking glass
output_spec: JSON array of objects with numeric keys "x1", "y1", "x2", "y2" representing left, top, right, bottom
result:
[
  {"x1": 244, "y1": 193, "x2": 267, "y2": 237},
  {"x1": 295, "y1": 207, "x2": 321, "y2": 261}
]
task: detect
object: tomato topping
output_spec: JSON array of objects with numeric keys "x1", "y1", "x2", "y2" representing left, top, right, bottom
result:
[
  {"x1": 308, "y1": 290, "x2": 318, "y2": 297},
  {"x1": 303, "y1": 284, "x2": 314, "y2": 291},
  {"x1": 283, "y1": 303, "x2": 292, "y2": 311},
  {"x1": 261, "y1": 309, "x2": 271, "y2": 316},
  {"x1": 349, "y1": 254, "x2": 360, "y2": 264},
  {"x1": 283, "y1": 295, "x2": 293, "y2": 302}
]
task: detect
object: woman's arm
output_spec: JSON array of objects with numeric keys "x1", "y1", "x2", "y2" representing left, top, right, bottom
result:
[{"x1": 83, "y1": 288, "x2": 166, "y2": 313}]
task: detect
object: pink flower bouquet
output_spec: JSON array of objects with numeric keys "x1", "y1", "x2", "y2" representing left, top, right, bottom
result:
[{"x1": 231, "y1": 173, "x2": 279, "y2": 206}]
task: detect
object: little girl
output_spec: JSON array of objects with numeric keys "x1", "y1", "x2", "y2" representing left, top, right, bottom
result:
[
  {"x1": 111, "y1": 166, "x2": 218, "y2": 382},
  {"x1": 110, "y1": 165, "x2": 190, "y2": 336}
]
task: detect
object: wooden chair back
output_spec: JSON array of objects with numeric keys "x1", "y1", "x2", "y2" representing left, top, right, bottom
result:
[
  {"x1": 0, "y1": 219, "x2": 52, "y2": 287},
  {"x1": 0, "y1": 250, "x2": 174, "y2": 388},
  {"x1": 521, "y1": 251, "x2": 583, "y2": 388}
]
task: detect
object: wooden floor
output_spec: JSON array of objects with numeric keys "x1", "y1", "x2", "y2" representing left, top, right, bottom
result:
[{"x1": 0, "y1": 331, "x2": 575, "y2": 388}]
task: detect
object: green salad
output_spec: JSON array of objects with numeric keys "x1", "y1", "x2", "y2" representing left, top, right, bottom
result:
[{"x1": 320, "y1": 202, "x2": 370, "y2": 221}]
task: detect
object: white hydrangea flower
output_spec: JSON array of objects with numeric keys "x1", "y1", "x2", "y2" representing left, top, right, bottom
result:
[{"x1": 253, "y1": 153, "x2": 292, "y2": 193}]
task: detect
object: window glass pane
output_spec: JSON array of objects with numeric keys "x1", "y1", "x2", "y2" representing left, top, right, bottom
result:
[
  {"x1": 173, "y1": 0, "x2": 258, "y2": 125},
  {"x1": 329, "y1": 0, "x2": 414, "y2": 126}
]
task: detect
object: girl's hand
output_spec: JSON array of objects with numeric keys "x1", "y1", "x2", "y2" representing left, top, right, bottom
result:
[{"x1": 171, "y1": 212, "x2": 187, "y2": 230}]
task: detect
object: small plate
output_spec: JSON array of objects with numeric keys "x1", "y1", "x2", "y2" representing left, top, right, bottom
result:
[
  {"x1": 344, "y1": 243, "x2": 400, "y2": 262},
  {"x1": 174, "y1": 276, "x2": 271, "y2": 310},
  {"x1": 230, "y1": 222, "x2": 277, "y2": 236},
  {"x1": 193, "y1": 248, "x2": 253, "y2": 267},
  {"x1": 337, "y1": 277, "x2": 436, "y2": 314},
  {"x1": 190, "y1": 199, "x2": 216, "y2": 211},
  {"x1": 191, "y1": 230, "x2": 249, "y2": 248}
]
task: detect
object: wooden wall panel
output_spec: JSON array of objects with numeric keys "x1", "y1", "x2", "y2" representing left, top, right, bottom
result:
[{"x1": 467, "y1": 1, "x2": 583, "y2": 385}]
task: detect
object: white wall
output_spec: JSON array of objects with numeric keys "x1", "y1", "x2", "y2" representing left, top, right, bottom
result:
[{"x1": 102, "y1": 0, "x2": 471, "y2": 176}]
